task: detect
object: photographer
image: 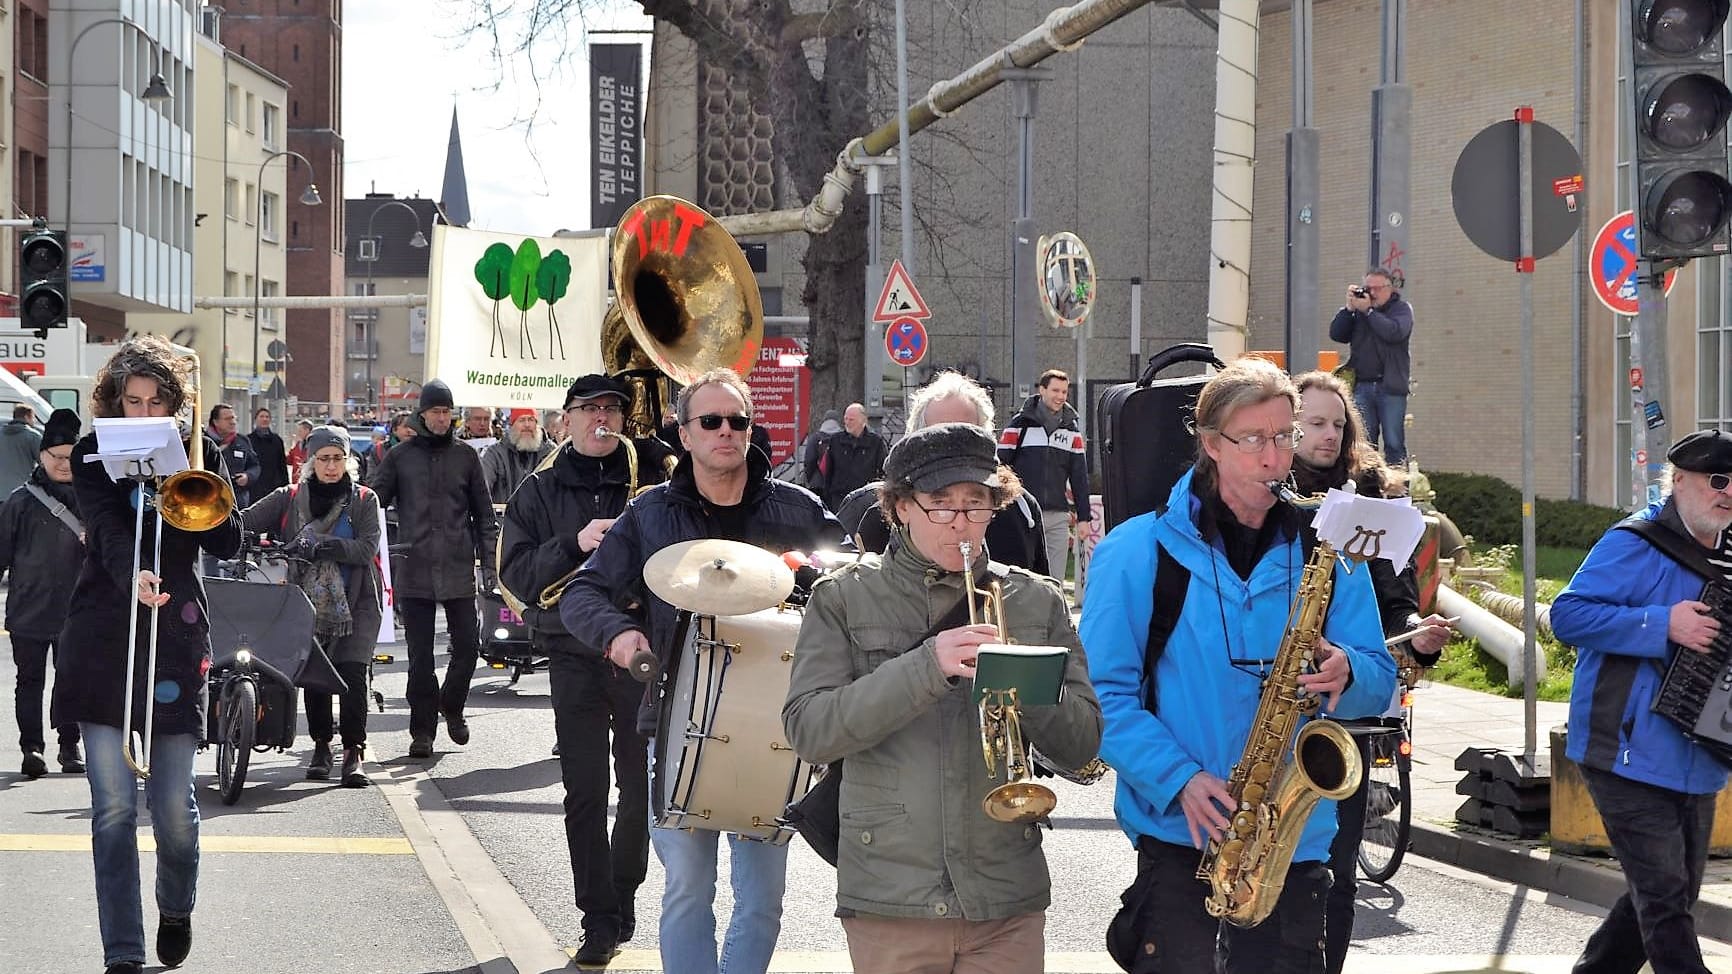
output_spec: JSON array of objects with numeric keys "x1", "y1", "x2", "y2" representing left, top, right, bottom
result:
[
  {"x1": 1328, "y1": 268, "x2": 1414, "y2": 465},
  {"x1": 242, "y1": 426, "x2": 384, "y2": 787}
]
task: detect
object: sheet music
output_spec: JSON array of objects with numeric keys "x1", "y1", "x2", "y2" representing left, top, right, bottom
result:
[
  {"x1": 86, "y1": 417, "x2": 189, "y2": 482},
  {"x1": 1312, "y1": 487, "x2": 1425, "y2": 568}
]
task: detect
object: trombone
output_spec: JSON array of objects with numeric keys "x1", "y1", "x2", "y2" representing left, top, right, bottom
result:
[
  {"x1": 959, "y1": 541, "x2": 1058, "y2": 824},
  {"x1": 120, "y1": 369, "x2": 235, "y2": 779}
]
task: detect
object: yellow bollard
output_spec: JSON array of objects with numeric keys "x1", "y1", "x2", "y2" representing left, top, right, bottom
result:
[{"x1": 1550, "y1": 725, "x2": 1732, "y2": 856}]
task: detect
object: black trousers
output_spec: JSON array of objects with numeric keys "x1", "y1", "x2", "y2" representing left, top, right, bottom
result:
[
  {"x1": 547, "y1": 643, "x2": 650, "y2": 941},
  {"x1": 400, "y1": 596, "x2": 480, "y2": 740},
  {"x1": 1123, "y1": 837, "x2": 1330, "y2": 974},
  {"x1": 304, "y1": 661, "x2": 370, "y2": 749},
  {"x1": 1573, "y1": 765, "x2": 1715, "y2": 974},
  {"x1": 12, "y1": 635, "x2": 77, "y2": 754},
  {"x1": 1324, "y1": 732, "x2": 1378, "y2": 974}
]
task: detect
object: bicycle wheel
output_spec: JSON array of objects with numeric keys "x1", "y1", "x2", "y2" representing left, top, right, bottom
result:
[
  {"x1": 1358, "y1": 729, "x2": 1412, "y2": 882},
  {"x1": 217, "y1": 679, "x2": 257, "y2": 806}
]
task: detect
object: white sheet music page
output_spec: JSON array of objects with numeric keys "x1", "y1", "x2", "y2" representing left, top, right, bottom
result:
[
  {"x1": 87, "y1": 417, "x2": 189, "y2": 481},
  {"x1": 1312, "y1": 487, "x2": 1424, "y2": 568}
]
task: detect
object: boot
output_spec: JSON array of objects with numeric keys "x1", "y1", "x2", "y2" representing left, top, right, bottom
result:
[
  {"x1": 408, "y1": 734, "x2": 434, "y2": 759},
  {"x1": 20, "y1": 751, "x2": 46, "y2": 779},
  {"x1": 57, "y1": 741, "x2": 84, "y2": 773},
  {"x1": 305, "y1": 741, "x2": 333, "y2": 780},
  {"x1": 340, "y1": 746, "x2": 371, "y2": 788},
  {"x1": 156, "y1": 914, "x2": 192, "y2": 967},
  {"x1": 443, "y1": 711, "x2": 470, "y2": 746}
]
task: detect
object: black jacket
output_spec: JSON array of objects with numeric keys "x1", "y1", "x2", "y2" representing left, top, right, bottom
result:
[
  {"x1": 812, "y1": 429, "x2": 889, "y2": 507},
  {"x1": 835, "y1": 481, "x2": 1050, "y2": 577},
  {"x1": 481, "y1": 434, "x2": 556, "y2": 506},
  {"x1": 499, "y1": 437, "x2": 669, "y2": 641},
  {"x1": 560, "y1": 447, "x2": 845, "y2": 733},
  {"x1": 249, "y1": 426, "x2": 290, "y2": 497},
  {"x1": 1328, "y1": 292, "x2": 1415, "y2": 395},
  {"x1": 998, "y1": 397, "x2": 1092, "y2": 520},
  {"x1": 0, "y1": 468, "x2": 83, "y2": 639},
  {"x1": 369, "y1": 416, "x2": 497, "y2": 601},
  {"x1": 55, "y1": 435, "x2": 242, "y2": 737},
  {"x1": 212, "y1": 428, "x2": 262, "y2": 508}
]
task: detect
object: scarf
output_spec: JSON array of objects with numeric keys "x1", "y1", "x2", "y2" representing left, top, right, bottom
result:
[{"x1": 290, "y1": 479, "x2": 354, "y2": 640}]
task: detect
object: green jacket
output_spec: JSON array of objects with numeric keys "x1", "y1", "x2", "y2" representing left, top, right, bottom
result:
[{"x1": 783, "y1": 529, "x2": 1102, "y2": 921}]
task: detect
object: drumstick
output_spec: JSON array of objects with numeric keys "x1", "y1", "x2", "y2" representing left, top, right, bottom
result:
[
  {"x1": 1385, "y1": 616, "x2": 1461, "y2": 649},
  {"x1": 628, "y1": 649, "x2": 659, "y2": 683}
]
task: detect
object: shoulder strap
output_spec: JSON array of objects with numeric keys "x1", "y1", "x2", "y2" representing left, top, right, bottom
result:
[
  {"x1": 24, "y1": 484, "x2": 83, "y2": 539},
  {"x1": 280, "y1": 483, "x2": 301, "y2": 534},
  {"x1": 1616, "y1": 515, "x2": 1725, "y2": 582},
  {"x1": 1143, "y1": 538, "x2": 1191, "y2": 713}
]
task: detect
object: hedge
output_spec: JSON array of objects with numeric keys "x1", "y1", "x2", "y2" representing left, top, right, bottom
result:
[{"x1": 1427, "y1": 472, "x2": 1624, "y2": 550}]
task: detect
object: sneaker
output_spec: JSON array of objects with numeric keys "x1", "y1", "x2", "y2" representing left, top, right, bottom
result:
[
  {"x1": 444, "y1": 712, "x2": 470, "y2": 746},
  {"x1": 20, "y1": 751, "x2": 47, "y2": 779},
  {"x1": 340, "y1": 747, "x2": 372, "y2": 788},
  {"x1": 306, "y1": 741, "x2": 333, "y2": 781},
  {"x1": 57, "y1": 742, "x2": 84, "y2": 773},
  {"x1": 156, "y1": 914, "x2": 192, "y2": 967},
  {"x1": 408, "y1": 736, "x2": 434, "y2": 760},
  {"x1": 573, "y1": 931, "x2": 619, "y2": 966}
]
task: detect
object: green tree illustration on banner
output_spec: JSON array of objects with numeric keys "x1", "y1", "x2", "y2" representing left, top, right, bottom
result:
[
  {"x1": 472, "y1": 240, "x2": 575, "y2": 361},
  {"x1": 474, "y1": 243, "x2": 514, "y2": 358},
  {"x1": 536, "y1": 250, "x2": 572, "y2": 360}
]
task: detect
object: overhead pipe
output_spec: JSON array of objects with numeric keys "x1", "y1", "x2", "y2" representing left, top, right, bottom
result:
[
  {"x1": 716, "y1": 0, "x2": 1157, "y2": 238},
  {"x1": 194, "y1": 294, "x2": 426, "y2": 309}
]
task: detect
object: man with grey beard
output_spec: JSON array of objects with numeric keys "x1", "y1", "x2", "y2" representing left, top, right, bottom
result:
[
  {"x1": 1552, "y1": 429, "x2": 1732, "y2": 974},
  {"x1": 482, "y1": 408, "x2": 556, "y2": 505}
]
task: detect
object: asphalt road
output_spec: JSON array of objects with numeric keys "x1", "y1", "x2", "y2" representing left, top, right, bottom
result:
[{"x1": 3, "y1": 619, "x2": 1731, "y2": 973}]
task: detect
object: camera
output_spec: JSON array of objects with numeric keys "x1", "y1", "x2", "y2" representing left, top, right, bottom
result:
[{"x1": 1350, "y1": 285, "x2": 1370, "y2": 299}]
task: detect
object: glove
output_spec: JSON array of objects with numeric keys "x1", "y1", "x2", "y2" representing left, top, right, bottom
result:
[
  {"x1": 310, "y1": 534, "x2": 340, "y2": 559},
  {"x1": 280, "y1": 535, "x2": 317, "y2": 560}
]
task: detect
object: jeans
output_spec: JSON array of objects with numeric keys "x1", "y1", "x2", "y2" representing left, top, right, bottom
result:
[
  {"x1": 549, "y1": 646, "x2": 650, "y2": 941},
  {"x1": 1352, "y1": 381, "x2": 1408, "y2": 466},
  {"x1": 13, "y1": 635, "x2": 77, "y2": 754},
  {"x1": 1324, "y1": 733, "x2": 1378, "y2": 974},
  {"x1": 399, "y1": 596, "x2": 480, "y2": 740},
  {"x1": 1040, "y1": 510, "x2": 1072, "y2": 586},
  {"x1": 81, "y1": 722, "x2": 200, "y2": 968},
  {"x1": 304, "y1": 660, "x2": 370, "y2": 748},
  {"x1": 1573, "y1": 766, "x2": 1715, "y2": 974},
  {"x1": 1121, "y1": 837, "x2": 1329, "y2": 974},
  {"x1": 650, "y1": 815, "x2": 789, "y2": 974}
]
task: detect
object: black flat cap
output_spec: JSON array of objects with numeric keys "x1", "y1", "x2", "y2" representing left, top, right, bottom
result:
[
  {"x1": 565, "y1": 374, "x2": 631, "y2": 407},
  {"x1": 1669, "y1": 429, "x2": 1732, "y2": 474},
  {"x1": 884, "y1": 422, "x2": 1001, "y2": 493}
]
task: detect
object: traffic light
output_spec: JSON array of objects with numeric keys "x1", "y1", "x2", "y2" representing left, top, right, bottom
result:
[
  {"x1": 17, "y1": 225, "x2": 68, "y2": 331},
  {"x1": 1630, "y1": 0, "x2": 1732, "y2": 259}
]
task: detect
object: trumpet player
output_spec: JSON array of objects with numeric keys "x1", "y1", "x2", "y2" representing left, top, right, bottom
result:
[
  {"x1": 497, "y1": 374, "x2": 670, "y2": 965},
  {"x1": 1079, "y1": 358, "x2": 1393, "y2": 974},
  {"x1": 55, "y1": 337, "x2": 242, "y2": 974},
  {"x1": 783, "y1": 423, "x2": 1101, "y2": 974}
]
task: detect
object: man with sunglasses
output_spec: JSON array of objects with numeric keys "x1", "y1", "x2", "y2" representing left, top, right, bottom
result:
[
  {"x1": 562, "y1": 367, "x2": 844, "y2": 973},
  {"x1": 498, "y1": 374, "x2": 673, "y2": 965},
  {"x1": 1551, "y1": 429, "x2": 1732, "y2": 974},
  {"x1": 1329, "y1": 267, "x2": 1414, "y2": 465},
  {"x1": 1080, "y1": 357, "x2": 1392, "y2": 973}
]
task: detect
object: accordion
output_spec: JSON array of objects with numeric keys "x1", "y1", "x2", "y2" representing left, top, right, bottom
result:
[{"x1": 1651, "y1": 581, "x2": 1732, "y2": 765}]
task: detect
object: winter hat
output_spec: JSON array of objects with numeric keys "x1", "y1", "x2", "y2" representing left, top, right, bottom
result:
[
  {"x1": 507, "y1": 408, "x2": 538, "y2": 424},
  {"x1": 303, "y1": 425, "x2": 351, "y2": 458},
  {"x1": 884, "y1": 422, "x2": 1002, "y2": 493},
  {"x1": 39, "y1": 409, "x2": 80, "y2": 451},
  {"x1": 419, "y1": 379, "x2": 455, "y2": 414}
]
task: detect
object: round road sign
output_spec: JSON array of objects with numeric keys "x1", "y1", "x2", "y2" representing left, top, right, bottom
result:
[
  {"x1": 885, "y1": 316, "x2": 928, "y2": 367},
  {"x1": 1590, "y1": 211, "x2": 1678, "y2": 316}
]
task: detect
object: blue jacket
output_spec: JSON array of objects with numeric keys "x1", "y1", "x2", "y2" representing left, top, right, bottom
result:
[
  {"x1": 1079, "y1": 471, "x2": 1396, "y2": 861},
  {"x1": 1551, "y1": 499, "x2": 1729, "y2": 796}
]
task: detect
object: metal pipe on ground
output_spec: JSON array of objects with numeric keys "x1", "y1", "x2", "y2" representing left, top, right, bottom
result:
[{"x1": 1436, "y1": 584, "x2": 1548, "y2": 686}]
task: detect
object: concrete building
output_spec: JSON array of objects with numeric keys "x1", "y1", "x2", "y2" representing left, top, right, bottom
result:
[
  {"x1": 645, "y1": 2, "x2": 1219, "y2": 428},
  {"x1": 213, "y1": 0, "x2": 345, "y2": 405},
  {"x1": 130, "y1": 13, "x2": 289, "y2": 406},
  {"x1": 343, "y1": 192, "x2": 436, "y2": 414},
  {"x1": 48, "y1": 0, "x2": 198, "y2": 324}
]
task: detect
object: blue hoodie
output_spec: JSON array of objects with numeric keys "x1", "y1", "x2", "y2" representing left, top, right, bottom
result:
[{"x1": 1079, "y1": 470, "x2": 1396, "y2": 861}]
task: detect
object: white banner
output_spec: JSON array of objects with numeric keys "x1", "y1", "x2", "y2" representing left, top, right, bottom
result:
[{"x1": 425, "y1": 225, "x2": 608, "y2": 410}]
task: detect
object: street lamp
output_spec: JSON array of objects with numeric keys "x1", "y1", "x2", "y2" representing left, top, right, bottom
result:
[
  {"x1": 253, "y1": 149, "x2": 322, "y2": 407},
  {"x1": 61, "y1": 19, "x2": 172, "y2": 257},
  {"x1": 361, "y1": 199, "x2": 429, "y2": 409}
]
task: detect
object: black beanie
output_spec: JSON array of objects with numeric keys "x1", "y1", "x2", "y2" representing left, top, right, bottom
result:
[
  {"x1": 420, "y1": 379, "x2": 455, "y2": 414},
  {"x1": 40, "y1": 409, "x2": 80, "y2": 451}
]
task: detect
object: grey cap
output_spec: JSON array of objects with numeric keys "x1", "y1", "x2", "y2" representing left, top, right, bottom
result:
[
  {"x1": 884, "y1": 422, "x2": 1001, "y2": 493},
  {"x1": 304, "y1": 425, "x2": 350, "y2": 457}
]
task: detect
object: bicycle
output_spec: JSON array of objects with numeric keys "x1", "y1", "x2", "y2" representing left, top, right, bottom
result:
[{"x1": 1357, "y1": 677, "x2": 1417, "y2": 883}]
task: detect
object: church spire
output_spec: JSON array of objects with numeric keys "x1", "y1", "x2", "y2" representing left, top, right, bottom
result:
[{"x1": 439, "y1": 106, "x2": 472, "y2": 228}]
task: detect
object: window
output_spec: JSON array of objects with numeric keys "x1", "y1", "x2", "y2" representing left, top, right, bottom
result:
[
  {"x1": 293, "y1": 44, "x2": 300, "y2": 62},
  {"x1": 224, "y1": 271, "x2": 238, "y2": 297},
  {"x1": 243, "y1": 275, "x2": 255, "y2": 316},
  {"x1": 261, "y1": 103, "x2": 279, "y2": 149},
  {"x1": 352, "y1": 319, "x2": 370, "y2": 355},
  {"x1": 351, "y1": 281, "x2": 377, "y2": 322},
  {"x1": 226, "y1": 84, "x2": 240, "y2": 125},
  {"x1": 244, "y1": 183, "x2": 256, "y2": 225},
  {"x1": 260, "y1": 191, "x2": 279, "y2": 242},
  {"x1": 245, "y1": 93, "x2": 256, "y2": 133},
  {"x1": 357, "y1": 237, "x2": 377, "y2": 261},
  {"x1": 23, "y1": 14, "x2": 48, "y2": 82},
  {"x1": 1702, "y1": 259, "x2": 1731, "y2": 432},
  {"x1": 224, "y1": 178, "x2": 239, "y2": 221},
  {"x1": 261, "y1": 280, "x2": 279, "y2": 328}
]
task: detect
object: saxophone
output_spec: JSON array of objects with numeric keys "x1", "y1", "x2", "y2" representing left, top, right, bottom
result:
[{"x1": 1196, "y1": 483, "x2": 1364, "y2": 928}]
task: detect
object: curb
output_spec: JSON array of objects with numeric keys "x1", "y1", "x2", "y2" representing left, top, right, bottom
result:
[{"x1": 1408, "y1": 820, "x2": 1732, "y2": 942}]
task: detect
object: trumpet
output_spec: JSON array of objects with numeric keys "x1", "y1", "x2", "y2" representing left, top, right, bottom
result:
[{"x1": 960, "y1": 541, "x2": 1058, "y2": 824}]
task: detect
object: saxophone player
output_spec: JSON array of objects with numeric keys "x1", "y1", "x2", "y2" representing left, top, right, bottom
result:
[
  {"x1": 1079, "y1": 358, "x2": 1394, "y2": 973},
  {"x1": 496, "y1": 374, "x2": 670, "y2": 967}
]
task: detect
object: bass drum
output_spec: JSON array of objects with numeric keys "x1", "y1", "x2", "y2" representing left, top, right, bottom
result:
[{"x1": 653, "y1": 605, "x2": 814, "y2": 844}]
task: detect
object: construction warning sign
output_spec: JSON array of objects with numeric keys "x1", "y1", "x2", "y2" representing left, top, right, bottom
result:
[{"x1": 872, "y1": 259, "x2": 931, "y2": 324}]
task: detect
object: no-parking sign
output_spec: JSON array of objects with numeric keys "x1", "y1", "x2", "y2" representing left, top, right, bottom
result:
[
  {"x1": 885, "y1": 316, "x2": 928, "y2": 367},
  {"x1": 1591, "y1": 212, "x2": 1677, "y2": 315}
]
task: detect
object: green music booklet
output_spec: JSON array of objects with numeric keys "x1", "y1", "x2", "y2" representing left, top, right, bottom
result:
[{"x1": 971, "y1": 643, "x2": 1069, "y2": 706}]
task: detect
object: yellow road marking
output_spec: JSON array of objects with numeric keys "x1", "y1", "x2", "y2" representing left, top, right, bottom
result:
[{"x1": 0, "y1": 833, "x2": 413, "y2": 855}]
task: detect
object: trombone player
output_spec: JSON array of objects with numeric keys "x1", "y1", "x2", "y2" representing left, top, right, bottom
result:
[
  {"x1": 497, "y1": 374, "x2": 671, "y2": 965},
  {"x1": 54, "y1": 336, "x2": 242, "y2": 974},
  {"x1": 783, "y1": 423, "x2": 1101, "y2": 974}
]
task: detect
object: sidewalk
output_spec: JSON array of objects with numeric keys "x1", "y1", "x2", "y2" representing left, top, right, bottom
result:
[{"x1": 1405, "y1": 682, "x2": 1732, "y2": 940}]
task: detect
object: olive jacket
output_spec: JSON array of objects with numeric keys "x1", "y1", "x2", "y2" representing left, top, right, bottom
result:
[{"x1": 783, "y1": 529, "x2": 1102, "y2": 922}]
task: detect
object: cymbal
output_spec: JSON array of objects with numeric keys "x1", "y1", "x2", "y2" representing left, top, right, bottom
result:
[{"x1": 644, "y1": 538, "x2": 795, "y2": 616}]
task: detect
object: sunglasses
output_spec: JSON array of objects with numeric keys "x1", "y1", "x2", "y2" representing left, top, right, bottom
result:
[
  {"x1": 1708, "y1": 473, "x2": 1732, "y2": 492},
  {"x1": 690, "y1": 414, "x2": 751, "y2": 432}
]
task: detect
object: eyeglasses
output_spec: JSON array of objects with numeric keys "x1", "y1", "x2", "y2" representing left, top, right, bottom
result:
[
  {"x1": 43, "y1": 451, "x2": 72, "y2": 462},
  {"x1": 1707, "y1": 473, "x2": 1732, "y2": 491},
  {"x1": 690, "y1": 414, "x2": 751, "y2": 432},
  {"x1": 911, "y1": 500, "x2": 995, "y2": 525},
  {"x1": 568, "y1": 403, "x2": 625, "y2": 417},
  {"x1": 1215, "y1": 425, "x2": 1302, "y2": 453},
  {"x1": 312, "y1": 453, "x2": 348, "y2": 464}
]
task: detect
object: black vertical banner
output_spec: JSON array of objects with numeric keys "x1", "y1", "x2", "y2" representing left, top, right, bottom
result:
[{"x1": 591, "y1": 43, "x2": 643, "y2": 229}]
